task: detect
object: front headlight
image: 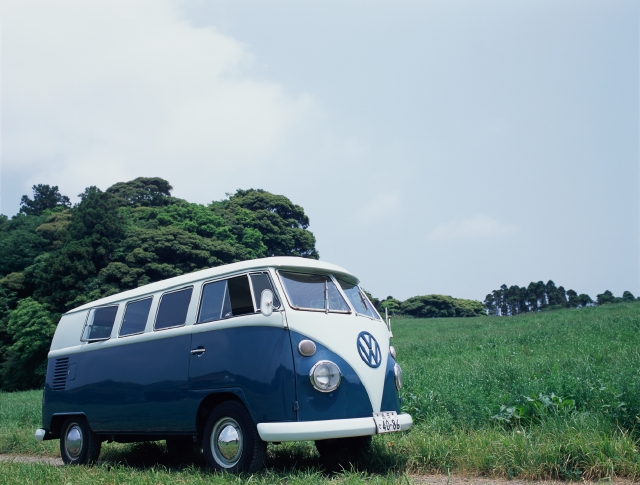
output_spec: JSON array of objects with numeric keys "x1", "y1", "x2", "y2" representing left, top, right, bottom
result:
[
  {"x1": 309, "y1": 360, "x2": 341, "y2": 392},
  {"x1": 394, "y1": 363, "x2": 403, "y2": 390}
]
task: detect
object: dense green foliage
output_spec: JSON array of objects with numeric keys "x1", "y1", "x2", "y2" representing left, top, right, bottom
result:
[
  {"x1": 2, "y1": 302, "x2": 640, "y2": 480},
  {"x1": 398, "y1": 294, "x2": 484, "y2": 318},
  {"x1": 367, "y1": 294, "x2": 485, "y2": 318},
  {"x1": 0, "y1": 179, "x2": 318, "y2": 391},
  {"x1": 484, "y1": 280, "x2": 637, "y2": 316}
]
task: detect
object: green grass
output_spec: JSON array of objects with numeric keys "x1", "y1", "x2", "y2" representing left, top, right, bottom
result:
[{"x1": 1, "y1": 301, "x2": 640, "y2": 482}]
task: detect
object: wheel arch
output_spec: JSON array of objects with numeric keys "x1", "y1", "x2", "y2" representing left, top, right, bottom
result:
[
  {"x1": 195, "y1": 390, "x2": 253, "y2": 439},
  {"x1": 49, "y1": 412, "x2": 88, "y2": 436}
]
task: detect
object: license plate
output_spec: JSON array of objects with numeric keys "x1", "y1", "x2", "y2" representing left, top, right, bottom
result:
[{"x1": 373, "y1": 411, "x2": 401, "y2": 434}]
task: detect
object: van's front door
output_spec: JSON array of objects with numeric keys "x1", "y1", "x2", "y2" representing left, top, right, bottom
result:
[{"x1": 188, "y1": 273, "x2": 296, "y2": 424}]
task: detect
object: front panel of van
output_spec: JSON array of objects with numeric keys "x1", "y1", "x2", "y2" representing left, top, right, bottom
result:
[{"x1": 272, "y1": 270, "x2": 400, "y2": 423}]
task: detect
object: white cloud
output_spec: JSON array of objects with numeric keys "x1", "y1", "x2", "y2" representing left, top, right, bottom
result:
[
  {"x1": 354, "y1": 193, "x2": 402, "y2": 225},
  {"x1": 1, "y1": 0, "x2": 316, "y2": 203},
  {"x1": 428, "y1": 214, "x2": 515, "y2": 243}
]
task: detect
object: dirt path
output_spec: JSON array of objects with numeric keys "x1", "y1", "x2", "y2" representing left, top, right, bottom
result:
[
  {"x1": 0, "y1": 454, "x2": 63, "y2": 466},
  {"x1": 0, "y1": 454, "x2": 635, "y2": 484}
]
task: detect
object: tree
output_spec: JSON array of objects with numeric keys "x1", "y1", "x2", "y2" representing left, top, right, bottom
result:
[
  {"x1": 401, "y1": 294, "x2": 485, "y2": 318},
  {"x1": 380, "y1": 296, "x2": 401, "y2": 315},
  {"x1": 485, "y1": 280, "x2": 593, "y2": 315},
  {"x1": 213, "y1": 189, "x2": 319, "y2": 259},
  {"x1": 622, "y1": 291, "x2": 635, "y2": 302},
  {"x1": 596, "y1": 290, "x2": 617, "y2": 306},
  {"x1": 19, "y1": 184, "x2": 71, "y2": 216},
  {"x1": 25, "y1": 187, "x2": 126, "y2": 311},
  {"x1": 577, "y1": 293, "x2": 593, "y2": 307},
  {"x1": 106, "y1": 177, "x2": 173, "y2": 207},
  {"x1": 0, "y1": 298, "x2": 57, "y2": 390}
]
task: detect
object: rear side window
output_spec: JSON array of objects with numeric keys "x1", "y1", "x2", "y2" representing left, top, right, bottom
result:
[
  {"x1": 155, "y1": 287, "x2": 193, "y2": 330},
  {"x1": 82, "y1": 306, "x2": 119, "y2": 341},
  {"x1": 337, "y1": 278, "x2": 380, "y2": 320},
  {"x1": 279, "y1": 272, "x2": 349, "y2": 312},
  {"x1": 119, "y1": 297, "x2": 153, "y2": 337},
  {"x1": 197, "y1": 275, "x2": 255, "y2": 324}
]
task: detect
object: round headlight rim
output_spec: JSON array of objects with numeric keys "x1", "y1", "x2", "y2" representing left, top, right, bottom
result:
[{"x1": 309, "y1": 360, "x2": 342, "y2": 393}]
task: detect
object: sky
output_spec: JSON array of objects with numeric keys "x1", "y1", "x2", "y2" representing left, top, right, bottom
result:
[{"x1": 1, "y1": 0, "x2": 638, "y2": 302}]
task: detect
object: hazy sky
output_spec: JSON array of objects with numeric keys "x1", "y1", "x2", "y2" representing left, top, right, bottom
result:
[{"x1": 1, "y1": 0, "x2": 638, "y2": 302}]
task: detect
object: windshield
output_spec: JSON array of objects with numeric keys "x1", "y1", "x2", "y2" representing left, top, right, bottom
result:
[
  {"x1": 279, "y1": 272, "x2": 350, "y2": 312},
  {"x1": 337, "y1": 278, "x2": 380, "y2": 320}
]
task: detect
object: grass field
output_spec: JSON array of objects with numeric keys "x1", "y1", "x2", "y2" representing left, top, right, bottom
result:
[{"x1": 1, "y1": 301, "x2": 639, "y2": 483}]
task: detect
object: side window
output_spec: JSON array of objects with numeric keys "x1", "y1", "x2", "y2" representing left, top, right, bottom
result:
[
  {"x1": 119, "y1": 297, "x2": 153, "y2": 337},
  {"x1": 250, "y1": 272, "x2": 281, "y2": 310},
  {"x1": 197, "y1": 275, "x2": 255, "y2": 324},
  {"x1": 155, "y1": 287, "x2": 193, "y2": 330},
  {"x1": 82, "y1": 306, "x2": 119, "y2": 341}
]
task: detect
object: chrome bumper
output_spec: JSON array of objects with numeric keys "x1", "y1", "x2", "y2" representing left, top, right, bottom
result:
[
  {"x1": 257, "y1": 413, "x2": 413, "y2": 442},
  {"x1": 34, "y1": 429, "x2": 46, "y2": 441}
]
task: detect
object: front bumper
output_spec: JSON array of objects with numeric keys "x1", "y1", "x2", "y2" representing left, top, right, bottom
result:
[{"x1": 257, "y1": 413, "x2": 413, "y2": 442}]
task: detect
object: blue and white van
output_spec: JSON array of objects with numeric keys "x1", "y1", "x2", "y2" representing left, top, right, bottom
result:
[{"x1": 35, "y1": 257, "x2": 412, "y2": 472}]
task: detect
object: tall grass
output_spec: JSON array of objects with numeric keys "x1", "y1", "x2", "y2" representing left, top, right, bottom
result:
[
  {"x1": 396, "y1": 302, "x2": 640, "y2": 433},
  {"x1": 1, "y1": 301, "x2": 639, "y2": 481}
]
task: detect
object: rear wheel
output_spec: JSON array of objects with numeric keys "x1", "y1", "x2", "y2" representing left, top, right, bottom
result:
[
  {"x1": 202, "y1": 401, "x2": 266, "y2": 473},
  {"x1": 59, "y1": 416, "x2": 101, "y2": 465},
  {"x1": 315, "y1": 435, "x2": 372, "y2": 470}
]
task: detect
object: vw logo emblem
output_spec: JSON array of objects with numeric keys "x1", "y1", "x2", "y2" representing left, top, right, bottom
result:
[{"x1": 357, "y1": 331, "x2": 381, "y2": 368}]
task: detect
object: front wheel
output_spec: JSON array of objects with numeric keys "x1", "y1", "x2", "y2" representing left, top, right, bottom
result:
[
  {"x1": 59, "y1": 416, "x2": 101, "y2": 465},
  {"x1": 202, "y1": 401, "x2": 266, "y2": 473}
]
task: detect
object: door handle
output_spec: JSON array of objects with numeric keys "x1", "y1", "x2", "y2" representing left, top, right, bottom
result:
[{"x1": 190, "y1": 347, "x2": 206, "y2": 356}]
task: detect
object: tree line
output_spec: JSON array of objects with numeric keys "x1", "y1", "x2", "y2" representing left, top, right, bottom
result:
[
  {"x1": 367, "y1": 293, "x2": 485, "y2": 318},
  {"x1": 483, "y1": 281, "x2": 637, "y2": 316},
  {"x1": 0, "y1": 178, "x2": 318, "y2": 391}
]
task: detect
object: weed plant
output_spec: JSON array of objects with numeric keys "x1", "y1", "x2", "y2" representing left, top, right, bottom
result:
[{"x1": 0, "y1": 301, "x2": 639, "y2": 481}]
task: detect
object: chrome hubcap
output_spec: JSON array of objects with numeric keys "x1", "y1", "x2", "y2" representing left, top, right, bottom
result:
[
  {"x1": 211, "y1": 418, "x2": 242, "y2": 467},
  {"x1": 65, "y1": 424, "x2": 83, "y2": 459}
]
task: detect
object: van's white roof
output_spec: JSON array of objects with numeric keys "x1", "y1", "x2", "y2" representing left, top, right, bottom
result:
[{"x1": 67, "y1": 257, "x2": 358, "y2": 314}]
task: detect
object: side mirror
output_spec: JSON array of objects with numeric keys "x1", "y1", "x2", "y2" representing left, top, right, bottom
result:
[{"x1": 260, "y1": 289, "x2": 274, "y2": 317}]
